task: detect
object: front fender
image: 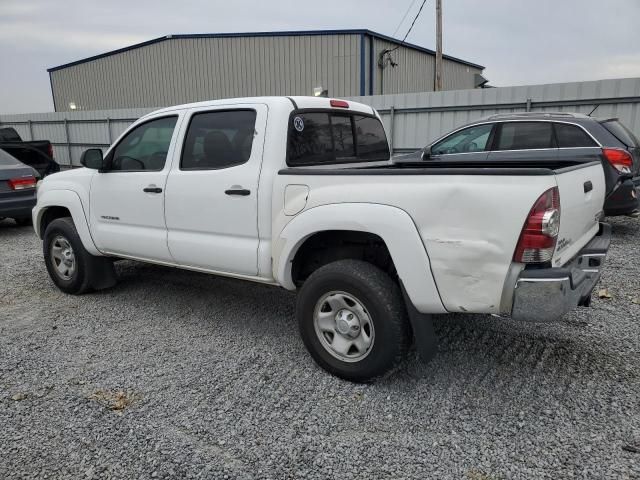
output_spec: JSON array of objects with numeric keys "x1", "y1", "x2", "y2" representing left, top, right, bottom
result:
[
  {"x1": 274, "y1": 203, "x2": 446, "y2": 314},
  {"x1": 33, "y1": 189, "x2": 101, "y2": 256}
]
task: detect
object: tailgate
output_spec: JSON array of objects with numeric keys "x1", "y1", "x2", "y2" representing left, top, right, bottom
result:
[{"x1": 552, "y1": 161, "x2": 605, "y2": 267}]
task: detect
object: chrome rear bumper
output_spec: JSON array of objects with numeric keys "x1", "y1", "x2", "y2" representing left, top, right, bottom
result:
[{"x1": 511, "y1": 223, "x2": 611, "y2": 322}]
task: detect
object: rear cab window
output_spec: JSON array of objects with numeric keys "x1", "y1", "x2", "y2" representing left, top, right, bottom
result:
[{"x1": 287, "y1": 111, "x2": 389, "y2": 166}]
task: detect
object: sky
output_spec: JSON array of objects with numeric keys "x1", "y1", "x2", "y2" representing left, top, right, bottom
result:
[{"x1": 1, "y1": 0, "x2": 639, "y2": 114}]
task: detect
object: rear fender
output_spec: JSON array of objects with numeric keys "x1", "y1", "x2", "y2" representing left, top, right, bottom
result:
[
  {"x1": 33, "y1": 189, "x2": 101, "y2": 256},
  {"x1": 274, "y1": 203, "x2": 446, "y2": 314}
]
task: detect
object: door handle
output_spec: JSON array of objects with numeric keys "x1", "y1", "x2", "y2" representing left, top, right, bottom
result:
[
  {"x1": 143, "y1": 186, "x2": 163, "y2": 193},
  {"x1": 583, "y1": 181, "x2": 593, "y2": 193},
  {"x1": 225, "y1": 188, "x2": 251, "y2": 196}
]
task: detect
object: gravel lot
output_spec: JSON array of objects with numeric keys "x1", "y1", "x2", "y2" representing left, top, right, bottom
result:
[{"x1": 1, "y1": 217, "x2": 639, "y2": 479}]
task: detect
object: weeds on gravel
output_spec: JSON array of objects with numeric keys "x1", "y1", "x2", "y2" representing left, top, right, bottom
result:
[{"x1": 88, "y1": 389, "x2": 140, "y2": 412}]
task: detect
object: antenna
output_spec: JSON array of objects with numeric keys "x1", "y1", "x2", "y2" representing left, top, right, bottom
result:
[{"x1": 587, "y1": 104, "x2": 600, "y2": 117}]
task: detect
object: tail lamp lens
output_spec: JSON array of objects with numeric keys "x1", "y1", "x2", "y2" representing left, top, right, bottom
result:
[
  {"x1": 513, "y1": 187, "x2": 560, "y2": 264},
  {"x1": 603, "y1": 148, "x2": 633, "y2": 174},
  {"x1": 8, "y1": 176, "x2": 37, "y2": 190}
]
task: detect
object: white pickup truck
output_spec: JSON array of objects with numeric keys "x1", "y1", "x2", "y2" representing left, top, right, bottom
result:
[{"x1": 33, "y1": 96, "x2": 611, "y2": 382}]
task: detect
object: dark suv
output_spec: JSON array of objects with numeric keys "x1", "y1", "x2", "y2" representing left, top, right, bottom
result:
[{"x1": 399, "y1": 112, "x2": 640, "y2": 216}]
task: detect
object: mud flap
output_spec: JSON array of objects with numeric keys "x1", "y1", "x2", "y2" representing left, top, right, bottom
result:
[
  {"x1": 89, "y1": 257, "x2": 118, "y2": 291},
  {"x1": 400, "y1": 283, "x2": 438, "y2": 363}
]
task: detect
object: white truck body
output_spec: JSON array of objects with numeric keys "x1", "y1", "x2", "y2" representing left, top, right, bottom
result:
[{"x1": 33, "y1": 96, "x2": 611, "y2": 380}]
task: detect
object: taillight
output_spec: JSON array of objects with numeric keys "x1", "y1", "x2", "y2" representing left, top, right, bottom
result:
[
  {"x1": 603, "y1": 148, "x2": 632, "y2": 174},
  {"x1": 47, "y1": 144, "x2": 54, "y2": 159},
  {"x1": 513, "y1": 187, "x2": 560, "y2": 264},
  {"x1": 330, "y1": 99, "x2": 349, "y2": 108},
  {"x1": 8, "y1": 176, "x2": 37, "y2": 190}
]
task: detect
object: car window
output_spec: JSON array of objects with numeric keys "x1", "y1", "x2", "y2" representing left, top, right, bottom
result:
[
  {"x1": 181, "y1": 110, "x2": 257, "y2": 170},
  {"x1": 287, "y1": 112, "x2": 389, "y2": 166},
  {"x1": 601, "y1": 120, "x2": 639, "y2": 148},
  {"x1": 555, "y1": 123, "x2": 597, "y2": 148},
  {"x1": 495, "y1": 122, "x2": 555, "y2": 150},
  {"x1": 354, "y1": 115, "x2": 389, "y2": 160},
  {"x1": 0, "y1": 148, "x2": 21, "y2": 166},
  {"x1": 431, "y1": 124, "x2": 493, "y2": 155},
  {"x1": 110, "y1": 116, "x2": 177, "y2": 171}
]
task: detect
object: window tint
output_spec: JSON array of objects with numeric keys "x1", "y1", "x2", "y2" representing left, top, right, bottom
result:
[
  {"x1": 555, "y1": 123, "x2": 597, "y2": 148},
  {"x1": 431, "y1": 124, "x2": 493, "y2": 155},
  {"x1": 331, "y1": 115, "x2": 355, "y2": 159},
  {"x1": 110, "y1": 116, "x2": 177, "y2": 171},
  {"x1": 181, "y1": 110, "x2": 256, "y2": 170},
  {"x1": 601, "y1": 120, "x2": 639, "y2": 148},
  {"x1": 354, "y1": 115, "x2": 389, "y2": 160},
  {"x1": 496, "y1": 122, "x2": 554, "y2": 150},
  {"x1": 287, "y1": 112, "x2": 389, "y2": 166},
  {"x1": 0, "y1": 148, "x2": 21, "y2": 166}
]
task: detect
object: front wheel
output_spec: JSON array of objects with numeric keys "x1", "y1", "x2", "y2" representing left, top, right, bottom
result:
[
  {"x1": 43, "y1": 217, "x2": 116, "y2": 294},
  {"x1": 297, "y1": 260, "x2": 410, "y2": 382}
]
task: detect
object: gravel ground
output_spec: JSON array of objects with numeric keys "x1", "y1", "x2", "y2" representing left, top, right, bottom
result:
[{"x1": 0, "y1": 216, "x2": 639, "y2": 479}]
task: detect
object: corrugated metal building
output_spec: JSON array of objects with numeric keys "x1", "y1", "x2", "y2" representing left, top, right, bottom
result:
[{"x1": 48, "y1": 29, "x2": 484, "y2": 111}]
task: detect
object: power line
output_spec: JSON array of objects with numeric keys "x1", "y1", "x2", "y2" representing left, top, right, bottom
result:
[
  {"x1": 392, "y1": 0, "x2": 418, "y2": 37},
  {"x1": 388, "y1": 0, "x2": 428, "y2": 53}
]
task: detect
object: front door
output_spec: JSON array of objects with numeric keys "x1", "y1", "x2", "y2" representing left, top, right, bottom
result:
[
  {"x1": 164, "y1": 105, "x2": 267, "y2": 276},
  {"x1": 89, "y1": 115, "x2": 181, "y2": 262},
  {"x1": 428, "y1": 123, "x2": 493, "y2": 163}
]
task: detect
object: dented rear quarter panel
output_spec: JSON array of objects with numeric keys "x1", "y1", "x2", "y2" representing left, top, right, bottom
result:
[{"x1": 273, "y1": 172, "x2": 559, "y2": 314}]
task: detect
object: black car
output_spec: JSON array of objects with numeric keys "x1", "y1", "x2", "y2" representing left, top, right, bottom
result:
[
  {"x1": 0, "y1": 127, "x2": 59, "y2": 178},
  {"x1": 396, "y1": 112, "x2": 639, "y2": 217},
  {"x1": 0, "y1": 148, "x2": 38, "y2": 226}
]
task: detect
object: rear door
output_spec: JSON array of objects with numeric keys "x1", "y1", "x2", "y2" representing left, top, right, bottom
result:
[
  {"x1": 486, "y1": 121, "x2": 558, "y2": 165},
  {"x1": 552, "y1": 162, "x2": 606, "y2": 267},
  {"x1": 164, "y1": 104, "x2": 267, "y2": 275}
]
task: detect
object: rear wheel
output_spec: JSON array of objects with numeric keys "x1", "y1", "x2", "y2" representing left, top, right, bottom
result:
[
  {"x1": 297, "y1": 259, "x2": 410, "y2": 382},
  {"x1": 43, "y1": 217, "x2": 116, "y2": 294}
]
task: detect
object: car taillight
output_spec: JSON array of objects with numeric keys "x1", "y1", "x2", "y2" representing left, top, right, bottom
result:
[
  {"x1": 8, "y1": 176, "x2": 37, "y2": 190},
  {"x1": 513, "y1": 187, "x2": 560, "y2": 264},
  {"x1": 603, "y1": 148, "x2": 632, "y2": 174},
  {"x1": 47, "y1": 144, "x2": 54, "y2": 159},
  {"x1": 330, "y1": 99, "x2": 349, "y2": 108}
]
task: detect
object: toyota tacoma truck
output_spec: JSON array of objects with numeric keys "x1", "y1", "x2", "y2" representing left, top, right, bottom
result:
[{"x1": 32, "y1": 96, "x2": 611, "y2": 382}]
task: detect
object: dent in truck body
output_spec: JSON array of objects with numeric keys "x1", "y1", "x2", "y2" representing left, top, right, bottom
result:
[{"x1": 274, "y1": 202, "x2": 447, "y2": 314}]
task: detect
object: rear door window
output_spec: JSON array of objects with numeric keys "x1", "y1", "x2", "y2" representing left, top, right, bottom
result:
[
  {"x1": 494, "y1": 122, "x2": 555, "y2": 150},
  {"x1": 181, "y1": 109, "x2": 257, "y2": 170},
  {"x1": 287, "y1": 112, "x2": 389, "y2": 166},
  {"x1": 554, "y1": 123, "x2": 597, "y2": 148}
]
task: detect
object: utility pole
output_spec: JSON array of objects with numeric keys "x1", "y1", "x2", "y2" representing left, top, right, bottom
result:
[{"x1": 435, "y1": 0, "x2": 443, "y2": 91}]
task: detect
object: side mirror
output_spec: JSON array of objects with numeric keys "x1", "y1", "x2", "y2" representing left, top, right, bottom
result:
[
  {"x1": 80, "y1": 148, "x2": 104, "y2": 170},
  {"x1": 421, "y1": 145, "x2": 432, "y2": 160}
]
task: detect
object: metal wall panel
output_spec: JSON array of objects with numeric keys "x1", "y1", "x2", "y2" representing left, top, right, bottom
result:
[
  {"x1": 50, "y1": 35, "x2": 362, "y2": 111},
  {"x1": 4, "y1": 78, "x2": 640, "y2": 165},
  {"x1": 368, "y1": 38, "x2": 482, "y2": 95}
]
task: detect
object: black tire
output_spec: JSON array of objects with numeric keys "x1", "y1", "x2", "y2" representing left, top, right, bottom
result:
[
  {"x1": 297, "y1": 259, "x2": 410, "y2": 382},
  {"x1": 14, "y1": 217, "x2": 32, "y2": 227},
  {"x1": 43, "y1": 217, "x2": 116, "y2": 294}
]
